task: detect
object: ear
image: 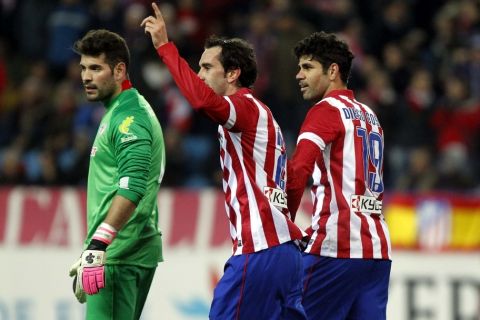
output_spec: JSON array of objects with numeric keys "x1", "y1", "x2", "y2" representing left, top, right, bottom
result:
[
  {"x1": 114, "y1": 62, "x2": 127, "y2": 81},
  {"x1": 328, "y1": 63, "x2": 340, "y2": 81},
  {"x1": 226, "y1": 68, "x2": 241, "y2": 85}
]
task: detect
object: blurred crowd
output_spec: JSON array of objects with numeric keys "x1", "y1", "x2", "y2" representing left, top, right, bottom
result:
[{"x1": 0, "y1": 0, "x2": 479, "y2": 192}]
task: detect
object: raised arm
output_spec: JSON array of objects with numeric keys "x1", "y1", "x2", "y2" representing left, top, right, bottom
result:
[{"x1": 141, "y1": 2, "x2": 230, "y2": 124}]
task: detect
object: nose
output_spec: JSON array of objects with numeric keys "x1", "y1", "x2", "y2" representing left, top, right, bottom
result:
[
  {"x1": 82, "y1": 69, "x2": 92, "y2": 83},
  {"x1": 197, "y1": 69, "x2": 204, "y2": 80},
  {"x1": 295, "y1": 70, "x2": 304, "y2": 80}
]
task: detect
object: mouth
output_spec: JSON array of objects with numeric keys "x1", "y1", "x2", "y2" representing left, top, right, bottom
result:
[
  {"x1": 299, "y1": 83, "x2": 308, "y2": 92},
  {"x1": 84, "y1": 86, "x2": 97, "y2": 94}
]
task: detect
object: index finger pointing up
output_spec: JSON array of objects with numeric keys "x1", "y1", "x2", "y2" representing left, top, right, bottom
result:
[{"x1": 152, "y1": 2, "x2": 163, "y2": 21}]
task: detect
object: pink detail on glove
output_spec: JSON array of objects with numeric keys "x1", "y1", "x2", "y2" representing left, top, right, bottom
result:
[{"x1": 82, "y1": 266, "x2": 105, "y2": 294}]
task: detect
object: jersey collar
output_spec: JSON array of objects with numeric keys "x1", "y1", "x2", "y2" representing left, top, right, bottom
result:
[
  {"x1": 234, "y1": 87, "x2": 252, "y2": 96},
  {"x1": 121, "y1": 79, "x2": 133, "y2": 91},
  {"x1": 325, "y1": 89, "x2": 354, "y2": 99},
  {"x1": 105, "y1": 80, "x2": 134, "y2": 109}
]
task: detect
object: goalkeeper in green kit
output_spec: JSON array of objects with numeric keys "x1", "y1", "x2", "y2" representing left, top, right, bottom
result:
[{"x1": 68, "y1": 29, "x2": 165, "y2": 320}]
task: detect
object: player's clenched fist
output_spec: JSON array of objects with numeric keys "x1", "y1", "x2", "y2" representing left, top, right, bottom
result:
[
  {"x1": 81, "y1": 249, "x2": 107, "y2": 293},
  {"x1": 69, "y1": 223, "x2": 117, "y2": 303}
]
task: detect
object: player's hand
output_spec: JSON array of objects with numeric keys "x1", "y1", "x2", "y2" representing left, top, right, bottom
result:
[
  {"x1": 141, "y1": 2, "x2": 169, "y2": 49},
  {"x1": 69, "y1": 258, "x2": 86, "y2": 303},
  {"x1": 69, "y1": 240, "x2": 108, "y2": 302},
  {"x1": 69, "y1": 223, "x2": 116, "y2": 301},
  {"x1": 79, "y1": 248, "x2": 107, "y2": 295}
]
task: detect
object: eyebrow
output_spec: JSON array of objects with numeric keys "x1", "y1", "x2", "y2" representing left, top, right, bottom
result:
[
  {"x1": 200, "y1": 62, "x2": 213, "y2": 68},
  {"x1": 80, "y1": 63, "x2": 103, "y2": 68},
  {"x1": 299, "y1": 61, "x2": 315, "y2": 67}
]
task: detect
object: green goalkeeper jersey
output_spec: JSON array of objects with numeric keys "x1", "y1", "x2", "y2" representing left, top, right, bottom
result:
[{"x1": 85, "y1": 86, "x2": 165, "y2": 267}]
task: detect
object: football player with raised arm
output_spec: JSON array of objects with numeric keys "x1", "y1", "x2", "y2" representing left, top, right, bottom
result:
[{"x1": 142, "y1": 3, "x2": 307, "y2": 319}]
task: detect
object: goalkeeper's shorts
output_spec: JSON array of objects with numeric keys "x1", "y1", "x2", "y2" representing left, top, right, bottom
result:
[
  {"x1": 86, "y1": 264, "x2": 156, "y2": 320},
  {"x1": 209, "y1": 241, "x2": 307, "y2": 320},
  {"x1": 302, "y1": 254, "x2": 391, "y2": 320}
]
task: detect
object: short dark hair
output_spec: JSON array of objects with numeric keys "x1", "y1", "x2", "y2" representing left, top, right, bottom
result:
[
  {"x1": 204, "y1": 35, "x2": 257, "y2": 89},
  {"x1": 294, "y1": 31, "x2": 354, "y2": 84},
  {"x1": 73, "y1": 29, "x2": 130, "y2": 72}
]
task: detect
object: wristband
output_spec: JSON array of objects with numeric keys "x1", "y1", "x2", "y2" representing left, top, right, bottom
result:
[{"x1": 92, "y1": 222, "x2": 117, "y2": 245}]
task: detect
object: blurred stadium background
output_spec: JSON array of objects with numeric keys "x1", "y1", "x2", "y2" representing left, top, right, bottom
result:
[{"x1": 0, "y1": 0, "x2": 479, "y2": 319}]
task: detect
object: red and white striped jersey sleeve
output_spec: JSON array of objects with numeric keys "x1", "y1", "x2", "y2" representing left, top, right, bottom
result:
[
  {"x1": 157, "y1": 42, "x2": 230, "y2": 124},
  {"x1": 289, "y1": 89, "x2": 391, "y2": 260}
]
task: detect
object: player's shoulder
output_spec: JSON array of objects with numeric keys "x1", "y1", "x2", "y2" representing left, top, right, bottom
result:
[
  {"x1": 118, "y1": 90, "x2": 152, "y2": 114},
  {"x1": 356, "y1": 100, "x2": 377, "y2": 116},
  {"x1": 301, "y1": 99, "x2": 342, "y2": 127},
  {"x1": 309, "y1": 98, "x2": 343, "y2": 115},
  {"x1": 314, "y1": 96, "x2": 349, "y2": 110},
  {"x1": 227, "y1": 91, "x2": 268, "y2": 116},
  {"x1": 118, "y1": 88, "x2": 144, "y2": 107},
  {"x1": 111, "y1": 100, "x2": 153, "y2": 131}
]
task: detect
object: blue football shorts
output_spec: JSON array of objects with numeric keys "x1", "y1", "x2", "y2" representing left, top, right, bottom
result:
[
  {"x1": 302, "y1": 254, "x2": 391, "y2": 320},
  {"x1": 209, "y1": 241, "x2": 307, "y2": 320}
]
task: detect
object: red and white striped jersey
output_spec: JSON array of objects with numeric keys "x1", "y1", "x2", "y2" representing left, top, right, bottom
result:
[
  {"x1": 158, "y1": 42, "x2": 305, "y2": 255},
  {"x1": 287, "y1": 89, "x2": 391, "y2": 260}
]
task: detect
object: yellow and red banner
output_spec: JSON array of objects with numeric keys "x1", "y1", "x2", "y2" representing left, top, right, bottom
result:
[{"x1": 384, "y1": 193, "x2": 480, "y2": 251}]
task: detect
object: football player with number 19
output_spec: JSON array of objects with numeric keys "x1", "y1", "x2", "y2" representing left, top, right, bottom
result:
[
  {"x1": 142, "y1": 2, "x2": 307, "y2": 319},
  {"x1": 287, "y1": 31, "x2": 392, "y2": 320}
]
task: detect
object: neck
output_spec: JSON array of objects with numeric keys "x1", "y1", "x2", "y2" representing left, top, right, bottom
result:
[
  {"x1": 324, "y1": 82, "x2": 347, "y2": 98},
  {"x1": 224, "y1": 84, "x2": 241, "y2": 96},
  {"x1": 104, "y1": 79, "x2": 132, "y2": 104}
]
